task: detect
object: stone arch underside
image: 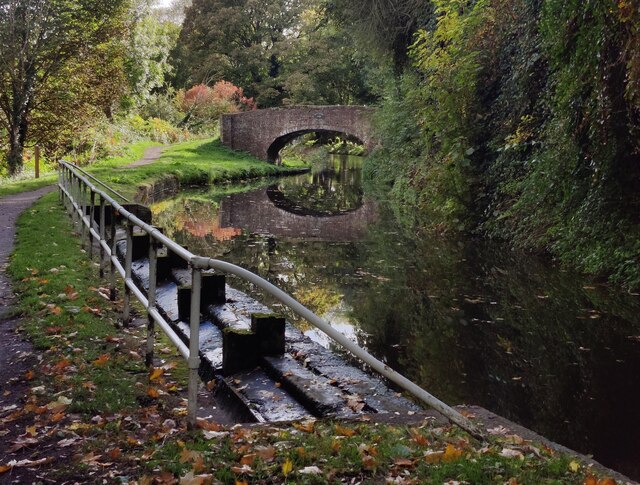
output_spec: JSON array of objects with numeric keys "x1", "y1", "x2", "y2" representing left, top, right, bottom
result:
[
  {"x1": 266, "y1": 129, "x2": 366, "y2": 163},
  {"x1": 220, "y1": 106, "x2": 375, "y2": 163}
]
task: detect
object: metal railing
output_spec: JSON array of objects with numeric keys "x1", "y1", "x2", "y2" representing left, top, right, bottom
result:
[{"x1": 57, "y1": 160, "x2": 483, "y2": 438}]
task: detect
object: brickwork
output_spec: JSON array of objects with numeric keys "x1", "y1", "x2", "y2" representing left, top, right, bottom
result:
[{"x1": 220, "y1": 105, "x2": 375, "y2": 162}]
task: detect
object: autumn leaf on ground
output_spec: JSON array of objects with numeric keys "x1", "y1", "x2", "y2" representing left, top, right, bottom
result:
[
  {"x1": 49, "y1": 305, "x2": 63, "y2": 315},
  {"x1": 393, "y1": 458, "x2": 414, "y2": 467},
  {"x1": 335, "y1": 424, "x2": 356, "y2": 437},
  {"x1": 24, "y1": 369, "x2": 35, "y2": 380},
  {"x1": 292, "y1": 419, "x2": 315, "y2": 433},
  {"x1": 298, "y1": 466, "x2": 322, "y2": 475},
  {"x1": 197, "y1": 418, "x2": 222, "y2": 431},
  {"x1": 282, "y1": 458, "x2": 293, "y2": 476},
  {"x1": 92, "y1": 354, "x2": 110, "y2": 366},
  {"x1": 424, "y1": 450, "x2": 445, "y2": 464},
  {"x1": 64, "y1": 284, "x2": 78, "y2": 300},
  {"x1": 361, "y1": 454, "x2": 377, "y2": 470},
  {"x1": 149, "y1": 367, "x2": 164, "y2": 381},
  {"x1": 180, "y1": 471, "x2": 213, "y2": 485},
  {"x1": 255, "y1": 445, "x2": 276, "y2": 462},
  {"x1": 52, "y1": 358, "x2": 71, "y2": 373},
  {"x1": 240, "y1": 454, "x2": 256, "y2": 466},
  {"x1": 147, "y1": 387, "x2": 160, "y2": 399},
  {"x1": 409, "y1": 428, "x2": 429, "y2": 446}
]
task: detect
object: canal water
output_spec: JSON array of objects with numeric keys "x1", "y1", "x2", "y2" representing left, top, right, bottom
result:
[{"x1": 151, "y1": 155, "x2": 640, "y2": 479}]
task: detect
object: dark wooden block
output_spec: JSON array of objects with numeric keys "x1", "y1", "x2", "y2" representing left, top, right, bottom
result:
[
  {"x1": 222, "y1": 328, "x2": 258, "y2": 375},
  {"x1": 251, "y1": 313, "x2": 285, "y2": 356}
]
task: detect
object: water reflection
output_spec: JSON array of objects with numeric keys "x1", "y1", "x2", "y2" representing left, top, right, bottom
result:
[
  {"x1": 267, "y1": 155, "x2": 364, "y2": 216},
  {"x1": 151, "y1": 154, "x2": 640, "y2": 479}
]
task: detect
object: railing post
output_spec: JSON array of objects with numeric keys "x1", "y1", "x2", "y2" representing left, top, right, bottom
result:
[
  {"x1": 122, "y1": 221, "x2": 133, "y2": 326},
  {"x1": 99, "y1": 196, "x2": 106, "y2": 278},
  {"x1": 146, "y1": 235, "x2": 158, "y2": 368},
  {"x1": 80, "y1": 182, "x2": 87, "y2": 250},
  {"x1": 88, "y1": 190, "x2": 95, "y2": 260},
  {"x1": 187, "y1": 266, "x2": 202, "y2": 428},
  {"x1": 70, "y1": 173, "x2": 78, "y2": 226},
  {"x1": 109, "y1": 209, "x2": 117, "y2": 301}
]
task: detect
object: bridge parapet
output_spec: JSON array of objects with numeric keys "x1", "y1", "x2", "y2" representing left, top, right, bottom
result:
[{"x1": 221, "y1": 105, "x2": 375, "y2": 162}]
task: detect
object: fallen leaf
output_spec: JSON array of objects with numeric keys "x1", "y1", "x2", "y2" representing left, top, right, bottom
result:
[
  {"x1": 335, "y1": 424, "x2": 355, "y2": 437},
  {"x1": 107, "y1": 448, "x2": 121, "y2": 459},
  {"x1": 180, "y1": 472, "x2": 213, "y2": 485},
  {"x1": 255, "y1": 446, "x2": 276, "y2": 462},
  {"x1": 197, "y1": 419, "x2": 222, "y2": 432},
  {"x1": 147, "y1": 387, "x2": 160, "y2": 399},
  {"x1": 424, "y1": 450, "x2": 444, "y2": 464},
  {"x1": 231, "y1": 465, "x2": 253, "y2": 475},
  {"x1": 501, "y1": 448, "x2": 524, "y2": 459},
  {"x1": 393, "y1": 458, "x2": 414, "y2": 467},
  {"x1": 298, "y1": 465, "x2": 322, "y2": 475},
  {"x1": 149, "y1": 367, "x2": 164, "y2": 381},
  {"x1": 24, "y1": 369, "x2": 35, "y2": 380},
  {"x1": 293, "y1": 419, "x2": 315, "y2": 433},
  {"x1": 409, "y1": 428, "x2": 429, "y2": 446},
  {"x1": 57, "y1": 437, "x2": 80, "y2": 447},
  {"x1": 597, "y1": 479, "x2": 617, "y2": 485},
  {"x1": 92, "y1": 354, "x2": 110, "y2": 366},
  {"x1": 361, "y1": 454, "x2": 377, "y2": 470},
  {"x1": 282, "y1": 458, "x2": 293, "y2": 476}
]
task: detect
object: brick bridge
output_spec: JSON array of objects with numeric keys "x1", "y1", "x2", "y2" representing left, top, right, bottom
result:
[{"x1": 220, "y1": 105, "x2": 375, "y2": 163}]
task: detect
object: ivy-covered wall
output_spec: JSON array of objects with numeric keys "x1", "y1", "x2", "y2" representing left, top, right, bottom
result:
[{"x1": 367, "y1": 0, "x2": 640, "y2": 289}]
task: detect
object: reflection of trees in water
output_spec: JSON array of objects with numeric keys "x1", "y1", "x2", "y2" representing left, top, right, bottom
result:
[
  {"x1": 268, "y1": 155, "x2": 364, "y2": 216},
  {"x1": 349, "y1": 207, "x2": 640, "y2": 474}
]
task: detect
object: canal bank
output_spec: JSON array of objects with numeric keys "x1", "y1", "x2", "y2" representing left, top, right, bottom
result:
[{"x1": 148, "y1": 154, "x2": 640, "y2": 480}]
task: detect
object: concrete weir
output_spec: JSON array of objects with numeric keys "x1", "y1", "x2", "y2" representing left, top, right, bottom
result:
[{"x1": 114, "y1": 231, "x2": 420, "y2": 423}]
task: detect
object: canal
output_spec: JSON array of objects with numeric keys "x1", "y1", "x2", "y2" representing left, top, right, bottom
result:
[{"x1": 151, "y1": 154, "x2": 640, "y2": 479}]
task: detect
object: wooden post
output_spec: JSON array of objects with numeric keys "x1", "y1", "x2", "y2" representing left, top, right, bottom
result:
[{"x1": 34, "y1": 145, "x2": 40, "y2": 179}]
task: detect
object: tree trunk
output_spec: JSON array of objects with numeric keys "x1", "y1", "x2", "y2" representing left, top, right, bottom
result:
[{"x1": 7, "y1": 124, "x2": 25, "y2": 177}]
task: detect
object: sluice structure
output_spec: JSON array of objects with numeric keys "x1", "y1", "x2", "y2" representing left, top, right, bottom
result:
[{"x1": 115, "y1": 229, "x2": 421, "y2": 422}]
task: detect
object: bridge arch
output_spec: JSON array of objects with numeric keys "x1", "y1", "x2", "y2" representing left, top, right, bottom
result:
[{"x1": 221, "y1": 106, "x2": 375, "y2": 163}]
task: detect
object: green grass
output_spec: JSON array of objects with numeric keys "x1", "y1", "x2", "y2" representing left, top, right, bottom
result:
[
  {"x1": 0, "y1": 141, "x2": 159, "y2": 198},
  {"x1": 86, "y1": 138, "x2": 308, "y2": 199},
  {"x1": 9, "y1": 192, "x2": 148, "y2": 414}
]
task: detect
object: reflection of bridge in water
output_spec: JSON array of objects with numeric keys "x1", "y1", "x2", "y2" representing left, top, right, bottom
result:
[{"x1": 219, "y1": 189, "x2": 378, "y2": 242}]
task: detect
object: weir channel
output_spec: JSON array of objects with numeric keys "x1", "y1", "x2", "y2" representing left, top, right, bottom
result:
[{"x1": 113, "y1": 233, "x2": 422, "y2": 422}]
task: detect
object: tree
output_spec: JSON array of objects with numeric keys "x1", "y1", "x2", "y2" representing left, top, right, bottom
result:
[
  {"x1": 328, "y1": 0, "x2": 429, "y2": 72},
  {"x1": 172, "y1": 0, "x2": 309, "y2": 106},
  {"x1": 0, "y1": 0, "x2": 129, "y2": 175},
  {"x1": 175, "y1": 81, "x2": 256, "y2": 132},
  {"x1": 278, "y1": 7, "x2": 379, "y2": 105},
  {"x1": 123, "y1": 0, "x2": 180, "y2": 108}
]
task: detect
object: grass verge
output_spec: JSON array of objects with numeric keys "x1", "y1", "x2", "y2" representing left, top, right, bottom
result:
[
  {"x1": 86, "y1": 138, "x2": 308, "y2": 199},
  {"x1": 1, "y1": 191, "x2": 623, "y2": 483}
]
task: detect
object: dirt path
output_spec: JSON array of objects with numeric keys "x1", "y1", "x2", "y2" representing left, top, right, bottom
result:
[
  {"x1": 120, "y1": 145, "x2": 166, "y2": 169},
  {"x1": 0, "y1": 185, "x2": 56, "y2": 484}
]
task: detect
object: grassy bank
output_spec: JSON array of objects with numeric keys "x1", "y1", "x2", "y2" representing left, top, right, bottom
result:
[
  {"x1": 0, "y1": 141, "x2": 160, "y2": 199},
  {"x1": 1, "y1": 138, "x2": 306, "y2": 200},
  {"x1": 1, "y1": 166, "x2": 624, "y2": 481},
  {"x1": 86, "y1": 138, "x2": 307, "y2": 199}
]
